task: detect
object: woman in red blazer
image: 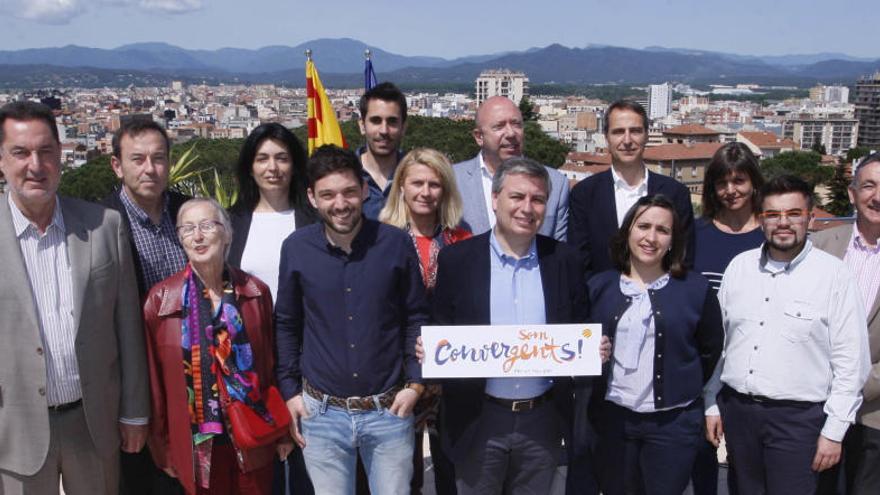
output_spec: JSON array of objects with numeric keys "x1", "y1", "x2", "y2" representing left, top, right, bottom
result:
[{"x1": 143, "y1": 198, "x2": 289, "y2": 495}]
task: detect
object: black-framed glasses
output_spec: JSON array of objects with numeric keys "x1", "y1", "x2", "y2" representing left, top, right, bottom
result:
[{"x1": 176, "y1": 221, "x2": 224, "y2": 237}]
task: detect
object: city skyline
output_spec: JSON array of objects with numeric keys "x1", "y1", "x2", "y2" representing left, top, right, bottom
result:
[{"x1": 0, "y1": 0, "x2": 878, "y2": 59}]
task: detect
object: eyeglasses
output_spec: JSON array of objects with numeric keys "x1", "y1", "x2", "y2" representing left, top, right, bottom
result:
[
  {"x1": 759, "y1": 208, "x2": 809, "y2": 224},
  {"x1": 177, "y1": 221, "x2": 224, "y2": 237}
]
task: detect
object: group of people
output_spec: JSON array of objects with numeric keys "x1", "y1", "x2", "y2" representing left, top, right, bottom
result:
[{"x1": 0, "y1": 80, "x2": 877, "y2": 495}]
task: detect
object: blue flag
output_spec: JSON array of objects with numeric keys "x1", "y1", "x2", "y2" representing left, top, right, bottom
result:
[{"x1": 365, "y1": 58, "x2": 377, "y2": 91}]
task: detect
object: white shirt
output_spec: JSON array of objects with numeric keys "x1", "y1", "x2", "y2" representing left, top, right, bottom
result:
[
  {"x1": 8, "y1": 194, "x2": 81, "y2": 406},
  {"x1": 706, "y1": 241, "x2": 871, "y2": 441},
  {"x1": 240, "y1": 210, "x2": 297, "y2": 303},
  {"x1": 611, "y1": 165, "x2": 649, "y2": 227},
  {"x1": 478, "y1": 153, "x2": 497, "y2": 229}
]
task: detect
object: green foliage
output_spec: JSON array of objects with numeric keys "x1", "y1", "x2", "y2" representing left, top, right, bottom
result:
[
  {"x1": 519, "y1": 97, "x2": 538, "y2": 121},
  {"x1": 760, "y1": 151, "x2": 833, "y2": 188},
  {"x1": 197, "y1": 169, "x2": 238, "y2": 208},
  {"x1": 810, "y1": 142, "x2": 827, "y2": 155},
  {"x1": 58, "y1": 155, "x2": 118, "y2": 202},
  {"x1": 846, "y1": 147, "x2": 872, "y2": 163},
  {"x1": 824, "y1": 163, "x2": 853, "y2": 217}
]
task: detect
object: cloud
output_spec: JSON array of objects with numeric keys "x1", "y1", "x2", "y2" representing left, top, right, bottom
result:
[
  {"x1": 0, "y1": 0, "x2": 204, "y2": 24},
  {"x1": 137, "y1": 0, "x2": 204, "y2": 14},
  {"x1": 1, "y1": 0, "x2": 84, "y2": 24}
]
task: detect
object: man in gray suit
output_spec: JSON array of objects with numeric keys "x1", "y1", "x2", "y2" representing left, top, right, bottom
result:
[
  {"x1": 813, "y1": 151, "x2": 880, "y2": 494},
  {"x1": 454, "y1": 96, "x2": 569, "y2": 240},
  {"x1": 0, "y1": 101, "x2": 149, "y2": 494}
]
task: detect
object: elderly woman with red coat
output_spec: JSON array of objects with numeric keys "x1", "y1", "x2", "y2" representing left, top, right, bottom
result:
[{"x1": 143, "y1": 198, "x2": 291, "y2": 495}]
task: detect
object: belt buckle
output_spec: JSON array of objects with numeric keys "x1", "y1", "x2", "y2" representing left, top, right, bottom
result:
[
  {"x1": 345, "y1": 395, "x2": 365, "y2": 411},
  {"x1": 511, "y1": 399, "x2": 533, "y2": 412}
]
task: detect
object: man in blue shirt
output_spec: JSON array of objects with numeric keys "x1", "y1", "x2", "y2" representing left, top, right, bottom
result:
[
  {"x1": 432, "y1": 157, "x2": 603, "y2": 494},
  {"x1": 357, "y1": 82, "x2": 407, "y2": 219},
  {"x1": 275, "y1": 145, "x2": 429, "y2": 493}
]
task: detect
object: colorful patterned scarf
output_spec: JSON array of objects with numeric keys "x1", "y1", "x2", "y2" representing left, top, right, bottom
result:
[
  {"x1": 407, "y1": 225, "x2": 471, "y2": 291},
  {"x1": 180, "y1": 265, "x2": 272, "y2": 487}
]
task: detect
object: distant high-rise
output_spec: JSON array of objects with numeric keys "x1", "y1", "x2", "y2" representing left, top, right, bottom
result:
[
  {"x1": 648, "y1": 83, "x2": 672, "y2": 120},
  {"x1": 855, "y1": 72, "x2": 880, "y2": 149},
  {"x1": 475, "y1": 69, "x2": 529, "y2": 105},
  {"x1": 810, "y1": 84, "x2": 850, "y2": 104}
]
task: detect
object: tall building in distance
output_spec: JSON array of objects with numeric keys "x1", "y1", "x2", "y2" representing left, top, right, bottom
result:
[
  {"x1": 855, "y1": 72, "x2": 880, "y2": 149},
  {"x1": 475, "y1": 69, "x2": 529, "y2": 105},
  {"x1": 648, "y1": 83, "x2": 673, "y2": 120},
  {"x1": 810, "y1": 84, "x2": 850, "y2": 104}
]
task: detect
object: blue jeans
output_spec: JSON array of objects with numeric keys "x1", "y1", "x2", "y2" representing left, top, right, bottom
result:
[{"x1": 301, "y1": 391, "x2": 414, "y2": 495}]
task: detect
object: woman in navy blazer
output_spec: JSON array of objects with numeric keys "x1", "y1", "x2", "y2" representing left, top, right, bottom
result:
[{"x1": 589, "y1": 194, "x2": 723, "y2": 495}]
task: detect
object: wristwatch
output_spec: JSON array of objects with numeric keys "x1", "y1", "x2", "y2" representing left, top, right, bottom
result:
[{"x1": 405, "y1": 382, "x2": 426, "y2": 397}]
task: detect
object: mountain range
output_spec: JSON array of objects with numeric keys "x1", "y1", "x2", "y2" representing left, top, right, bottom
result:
[{"x1": 0, "y1": 38, "x2": 878, "y2": 89}]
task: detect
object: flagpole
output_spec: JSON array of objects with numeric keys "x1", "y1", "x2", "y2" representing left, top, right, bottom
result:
[{"x1": 305, "y1": 49, "x2": 312, "y2": 61}]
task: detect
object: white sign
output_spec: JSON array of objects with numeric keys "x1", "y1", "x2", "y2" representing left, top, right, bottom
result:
[{"x1": 421, "y1": 324, "x2": 602, "y2": 378}]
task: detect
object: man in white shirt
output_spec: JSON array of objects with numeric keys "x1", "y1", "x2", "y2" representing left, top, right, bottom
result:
[{"x1": 705, "y1": 175, "x2": 871, "y2": 494}]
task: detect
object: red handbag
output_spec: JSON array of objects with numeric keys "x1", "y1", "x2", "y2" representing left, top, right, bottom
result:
[{"x1": 217, "y1": 377, "x2": 291, "y2": 450}]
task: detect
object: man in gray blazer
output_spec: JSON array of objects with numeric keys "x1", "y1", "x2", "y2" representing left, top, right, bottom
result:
[
  {"x1": 453, "y1": 96, "x2": 569, "y2": 240},
  {"x1": 813, "y1": 151, "x2": 880, "y2": 494},
  {"x1": 0, "y1": 101, "x2": 148, "y2": 494}
]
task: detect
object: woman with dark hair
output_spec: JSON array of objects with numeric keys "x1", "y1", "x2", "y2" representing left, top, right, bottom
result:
[
  {"x1": 228, "y1": 123, "x2": 315, "y2": 301},
  {"x1": 227, "y1": 123, "x2": 316, "y2": 495},
  {"x1": 690, "y1": 141, "x2": 766, "y2": 495},
  {"x1": 589, "y1": 194, "x2": 724, "y2": 495}
]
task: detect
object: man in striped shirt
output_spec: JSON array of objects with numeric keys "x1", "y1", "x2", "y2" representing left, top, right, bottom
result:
[
  {"x1": 813, "y1": 152, "x2": 880, "y2": 494},
  {"x1": 0, "y1": 101, "x2": 148, "y2": 494}
]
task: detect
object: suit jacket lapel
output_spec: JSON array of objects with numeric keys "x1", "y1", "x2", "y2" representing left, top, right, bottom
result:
[
  {"x1": 828, "y1": 225, "x2": 880, "y2": 327},
  {"x1": 472, "y1": 233, "x2": 492, "y2": 324},
  {"x1": 60, "y1": 198, "x2": 90, "y2": 332},
  {"x1": 0, "y1": 195, "x2": 40, "y2": 331},
  {"x1": 537, "y1": 238, "x2": 560, "y2": 323},
  {"x1": 463, "y1": 158, "x2": 491, "y2": 234}
]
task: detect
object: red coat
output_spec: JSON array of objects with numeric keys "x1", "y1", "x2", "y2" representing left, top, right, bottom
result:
[{"x1": 143, "y1": 266, "x2": 279, "y2": 495}]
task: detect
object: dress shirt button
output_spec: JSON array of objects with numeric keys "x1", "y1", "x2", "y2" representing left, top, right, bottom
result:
[
  {"x1": 353, "y1": 373, "x2": 358, "y2": 378},
  {"x1": 754, "y1": 346, "x2": 758, "y2": 350},
  {"x1": 657, "y1": 332, "x2": 663, "y2": 337},
  {"x1": 764, "y1": 297, "x2": 769, "y2": 302},
  {"x1": 749, "y1": 370, "x2": 754, "y2": 374},
  {"x1": 348, "y1": 315, "x2": 353, "y2": 321},
  {"x1": 38, "y1": 387, "x2": 45, "y2": 396},
  {"x1": 759, "y1": 321, "x2": 764, "y2": 326},
  {"x1": 655, "y1": 311, "x2": 661, "y2": 316},
  {"x1": 36, "y1": 347, "x2": 43, "y2": 356},
  {"x1": 657, "y1": 396, "x2": 662, "y2": 401},
  {"x1": 656, "y1": 374, "x2": 661, "y2": 379},
  {"x1": 796, "y1": 312, "x2": 802, "y2": 317},
  {"x1": 350, "y1": 343, "x2": 355, "y2": 349},
  {"x1": 346, "y1": 287, "x2": 352, "y2": 293},
  {"x1": 657, "y1": 353, "x2": 662, "y2": 358},
  {"x1": 613, "y1": 315, "x2": 619, "y2": 321}
]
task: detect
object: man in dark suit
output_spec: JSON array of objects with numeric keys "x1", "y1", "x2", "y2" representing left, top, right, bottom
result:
[
  {"x1": 0, "y1": 101, "x2": 148, "y2": 494},
  {"x1": 432, "y1": 157, "x2": 604, "y2": 494},
  {"x1": 101, "y1": 118, "x2": 190, "y2": 495},
  {"x1": 567, "y1": 100, "x2": 694, "y2": 274}
]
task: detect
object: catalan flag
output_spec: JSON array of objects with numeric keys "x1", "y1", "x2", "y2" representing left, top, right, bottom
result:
[
  {"x1": 306, "y1": 58, "x2": 346, "y2": 155},
  {"x1": 365, "y1": 57, "x2": 377, "y2": 92}
]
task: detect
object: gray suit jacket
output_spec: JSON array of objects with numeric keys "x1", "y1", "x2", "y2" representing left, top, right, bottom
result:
[
  {"x1": 813, "y1": 224, "x2": 880, "y2": 430},
  {"x1": 453, "y1": 155, "x2": 570, "y2": 241},
  {"x1": 0, "y1": 194, "x2": 148, "y2": 475}
]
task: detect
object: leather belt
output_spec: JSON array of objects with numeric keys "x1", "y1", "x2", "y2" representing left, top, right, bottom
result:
[
  {"x1": 723, "y1": 385, "x2": 820, "y2": 409},
  {"x1": 304, "y1": 381, "x2": 399, "y2": 411},
  {"x1": 48, "y1": 399, "x2": 82, "y2": 413},
  {"x1": 485, "y1": 390, "x2": 552, "y2": 412}
]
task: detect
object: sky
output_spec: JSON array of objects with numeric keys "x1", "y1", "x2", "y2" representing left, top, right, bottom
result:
[{"x1": 0, "y1": 0, "x2": 878, "y2": 59}]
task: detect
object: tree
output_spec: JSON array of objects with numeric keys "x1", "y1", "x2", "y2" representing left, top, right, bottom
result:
[
  {"x1": 846, "y1": 146, "x2": 872, "y2": 163},
  {"x1": 519, "y1": 97, "x2": 538, "y2": 121},
  {"x1": 760, "y1": 151, "x2": 833, "y2": 188},
  {"x1": 824, "y1": 163, "x2": 853, "y2": 217}
]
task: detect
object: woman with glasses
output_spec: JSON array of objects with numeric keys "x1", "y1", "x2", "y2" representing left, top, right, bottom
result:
[
  {"x1": 692, "y1": 142, "x2": 766, "y2": 494},
  {"x1": 379, "y1": 148, "x2": 470, "y2": 495},
  {"x1": 143, "y1": 198, "x2": 289, "y2": 495},
  {"x1": 590, "y1": 194, "x2": 724, "y2": 495}
]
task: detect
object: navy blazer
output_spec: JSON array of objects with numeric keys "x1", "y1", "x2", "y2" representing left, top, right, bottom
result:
[
  {"x1": 567, "y1": 169, "x2": 695, "y2": 275},
  {"x1": 432, "y1": 232, "x2": 590, "y2": 462},
  {"x1": 226, "y1": 203, "x2": 317, "y2": 268},
  {"x1": 587, "y1": 270, "x2": 723, "y2": 410}
]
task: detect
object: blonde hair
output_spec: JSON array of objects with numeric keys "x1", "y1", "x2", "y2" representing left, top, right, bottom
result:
[{"x1": 379, "y1": 148, "x2": 464, "y2": 231}]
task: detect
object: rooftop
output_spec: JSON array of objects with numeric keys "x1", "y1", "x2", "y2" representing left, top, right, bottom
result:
[
  {"x1": 662, "y1": 124, "x2": 720, "y2": 136},
  {"x1": 643, "y1": 142, "x2": 724, "y2": 161},
  {"x1": 738, "y1": 131, "x2": 798, "y2": 149}
]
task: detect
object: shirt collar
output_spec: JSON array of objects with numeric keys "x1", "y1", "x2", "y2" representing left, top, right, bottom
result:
[
  {"x1": 610, "y1": 165, "x2": 649, "y2": 193},
  {"x1": 8, "y1": 193, "x2": 65, "y2": 237},
  {"x1": 119, "y1": 187, "x2": 167, "y2": 226},
  {"x1": 759, "y1": 239, "x2": 813, "y2": 273},
  {"x1": 851, "y1": 226, "x2": 880, "y2": 253},
  {"x1": 478, "y1": 153, "x2": 494, "y2": 180},
  {"x1": 489, "y1": 228, "x2": 538, "y2": 265}
]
